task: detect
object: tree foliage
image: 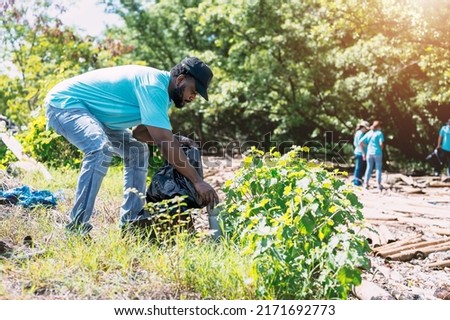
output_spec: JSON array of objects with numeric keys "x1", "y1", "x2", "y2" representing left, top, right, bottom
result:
[
  {"x1": 0, "y1": 0, "x2": 134, "y2": 167},
  {"x1": 107, "y1": 0, "x2": 450, "y2": 165},
  {"x1": 1, "y1": 0, "x2": 450, "y2": 168}
]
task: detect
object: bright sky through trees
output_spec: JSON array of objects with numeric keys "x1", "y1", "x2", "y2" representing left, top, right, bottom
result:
[
  {"x1": 0, "y1": 0, "x2": 123, "y2": 76},
  {"x1": 58, "y1": 0, "x2": 123, "y2": 36}
]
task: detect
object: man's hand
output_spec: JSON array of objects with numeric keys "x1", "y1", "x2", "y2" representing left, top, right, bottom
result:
[
  {"x1": 145, "y1": 125, "x2": 218, "y2": 207},
  {"x1": 193, "y1": 181, "x2": 219, "y2": 207}
]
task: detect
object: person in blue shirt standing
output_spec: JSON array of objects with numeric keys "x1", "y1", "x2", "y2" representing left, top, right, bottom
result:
[
  {"x1": 436, "y1": 118, "x2": 450, "y2": 176},
  {"x1": 360, "y1": 120, "x2": 384, "y2": 190},
  {"x1": 353, "y1": 120, "x2": 370, "y2": 186},
  {"x1": 45, "y1": 57, "x2": 219, "y2": 235}
]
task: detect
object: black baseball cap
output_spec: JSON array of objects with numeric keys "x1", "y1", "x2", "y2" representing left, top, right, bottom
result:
[{"x1": 181, "y1": 57, "x2": 213, "y2": 101}]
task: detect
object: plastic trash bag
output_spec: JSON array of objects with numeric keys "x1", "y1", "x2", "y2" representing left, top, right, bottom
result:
[
  {"x1": 0, "y1": 185, "x2": 57, "y2": 208},
  {"x1": 145, "y1": 144, "x2": 204, "y2": 236},
  {"x1": 146, "y1": 144, "x2": 203, "y2": 209},
  {"x1": 145, "y1": 144, "x2": 223, "y2": 240}
]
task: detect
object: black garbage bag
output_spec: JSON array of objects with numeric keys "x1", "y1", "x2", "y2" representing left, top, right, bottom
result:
[
  {"x1": 425, "y1": 148, "x2": 444, "y2": 173},
  {"x1": 147, "y1": 144, "x2": 203, "y2": 208},
  {"x1": 146, "y1": 144, "x2": 204, "y2": 234}
]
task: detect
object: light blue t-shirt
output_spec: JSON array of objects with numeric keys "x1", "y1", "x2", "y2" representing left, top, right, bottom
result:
[
  {"x1": 353, "y1": 130, "x2": 367, "y2": 155},
  {"x1": 361, "y1": 130, "x2": 384, "y2": 156},
  {"x1": 45, "y1": 65, "x2": 172, "y2": 130},
  {"x1": 440, "y1": 125, "x2": 450, "y2": 151}
]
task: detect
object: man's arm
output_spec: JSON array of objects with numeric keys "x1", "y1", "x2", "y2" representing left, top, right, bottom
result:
[
  {"x1": 133, "y1": 124, "x2": 198, "y2": 147},
  {"x1": 145, "y1": 125, "x2": 218, "y2": 207},
  {"x1": 359, "y1": 141, "x2": 366, "y2": 160},
  {"x1": 132, "y1": 125, "x2": 155, "y2": 145},
  {"x1": 437, "y1": 135, "x2": 442, "y2": 149}
]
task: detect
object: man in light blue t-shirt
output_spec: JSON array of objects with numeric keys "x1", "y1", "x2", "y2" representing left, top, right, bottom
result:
[
  {"x1": 45, "y1": 57, "x2": 218, "y2": 235},
  {"x1": 436, "y1": 118, "x2": 450, "y2": 176}
]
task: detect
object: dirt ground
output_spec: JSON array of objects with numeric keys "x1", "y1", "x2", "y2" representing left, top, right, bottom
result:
[
  {"x1": 1, "y1": 157, "x2": 449, "y2": 300},
  {"x1": 201, "y1": 156, "x2": 450, "y2": 300}
]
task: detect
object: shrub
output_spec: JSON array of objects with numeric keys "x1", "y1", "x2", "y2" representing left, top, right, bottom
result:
[
  {"x1": 0, "y1": 147, "x2": 17, "y2": 171},
  {"x1": 220, "y1": 146, "x2": 370, "y2": 299},
  {"x1": 15, "y1": 114, "x2": 83, "y2": 169}
]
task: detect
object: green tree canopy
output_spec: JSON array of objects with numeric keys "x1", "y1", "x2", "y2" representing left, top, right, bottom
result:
[
  {"x1": 2, "y1": 0, "x2": 449, "y2": 170},
  {"x1": 0, "y1": 0, "x2": 133, "y2": 125},
  {"x1": 106, "y1": 0, "x2": 449, "y2": 165}
]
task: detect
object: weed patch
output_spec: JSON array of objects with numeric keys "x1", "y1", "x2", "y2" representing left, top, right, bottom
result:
[{"x1": 220, "y1": 147, "x2": 371, "y2": 299}]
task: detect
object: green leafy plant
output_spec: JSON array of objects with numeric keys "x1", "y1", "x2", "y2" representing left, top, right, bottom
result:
[
  {"x1": 0, "y1": 114, "x2": 82, "y2": 170},
  {"x1": 16, "y1": 114, "x2": 83, "y2": 169},
  {"x1": 220, "y1": 146, "x2": 370, "y2": 299},
  {"x1": 0, "y1": 148, "x2": 17, "y2": 170}
]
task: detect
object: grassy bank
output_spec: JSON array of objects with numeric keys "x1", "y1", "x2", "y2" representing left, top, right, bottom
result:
[{"x1": 0, "y1": 167, "x2": 255, "y2": 299}]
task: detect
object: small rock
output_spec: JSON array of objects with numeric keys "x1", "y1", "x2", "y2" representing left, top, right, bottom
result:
[
  {"x1": 0, "y1": 239, "x2": 13, "y2": 257},
  {"x1": 23, "y1": 235, "x2": 33, "y2": 247},
  {"x1": 434, "y1": 284, "x2": 450, "y2": 300},
  {"x1": 390, "y1": 270, "x2": 404, "y2": 282}
]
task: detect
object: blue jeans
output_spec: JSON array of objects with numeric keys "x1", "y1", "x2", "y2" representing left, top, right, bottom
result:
[
  {"x1": 364, "y1": 154, "x2": 383, "y2": 187},
  {"x1": 353, "y1": 154, "x2": 366, "y2": 186},
  {"x1": 441, "y1": 149, "x2": 450, "y2": 176},
  {"x1": 46, "y1": 105, "x2": 150, "y2": 233}
]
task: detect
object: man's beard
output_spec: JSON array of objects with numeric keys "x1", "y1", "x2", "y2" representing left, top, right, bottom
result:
[{"x1": 171, "y1": 83, "x2": 186, "y2": 108}]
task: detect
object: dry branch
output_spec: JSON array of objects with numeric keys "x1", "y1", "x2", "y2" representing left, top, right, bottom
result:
[
  {"x1": 386, "y1": 242, "x2": 450, "y2": 261},
  {"x1": 428, "y1": 181, "x2": 450, "y2": 188},
  {"x1": 376, "y1": 237, "x2": 450, "y2": 258},
  {"x1": 372, "y1": 235, "x2": 423, "y2": 254},
  {"x1": 428, "y1": 227, "x2": 450, "y2": 236},
  {"x1": 398, "y1": 174, "x2": 416, "y2": 187},
  {"x1": 397, "y1": 217, "x2": 450, "y2": 228},
  {"x1": 0, "y1": 132, "x2": 52, "y2": 180},
  {"x1": 427, "y1": 260, "x2": 450, "y2": 269}
]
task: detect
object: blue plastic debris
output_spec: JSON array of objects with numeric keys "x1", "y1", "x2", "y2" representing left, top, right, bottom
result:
[{"x1": 0, "y1": 185, "x2": 57, "y2": 208}]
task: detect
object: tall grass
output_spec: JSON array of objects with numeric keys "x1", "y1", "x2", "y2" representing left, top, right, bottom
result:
[{"x1": 0, "y1": 166, "x2": 255, "y2": 299}]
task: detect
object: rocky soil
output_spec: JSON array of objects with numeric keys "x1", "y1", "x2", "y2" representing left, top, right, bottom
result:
[{"x1": 1, "y1": 157, "x2": 449, "y2": 300}]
